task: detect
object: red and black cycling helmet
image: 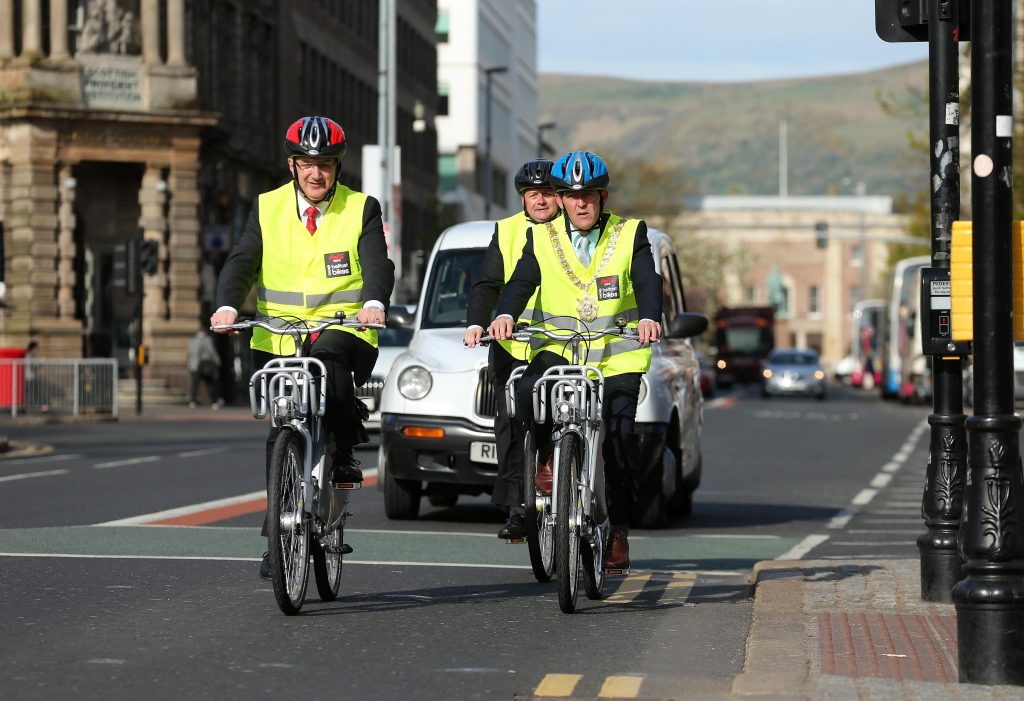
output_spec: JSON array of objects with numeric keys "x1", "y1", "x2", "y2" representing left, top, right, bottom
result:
[{"x1": 284, "y1": 116, "x2": 347, "y2": 159}]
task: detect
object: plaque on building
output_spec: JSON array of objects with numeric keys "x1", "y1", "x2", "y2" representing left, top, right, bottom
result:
[{"x1": 79, "y1": 55, "x2": 142, "y2": 109}]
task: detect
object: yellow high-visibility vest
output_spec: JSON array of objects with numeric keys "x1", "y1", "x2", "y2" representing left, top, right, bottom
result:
[
  {"x1": 531, "y1": 213, "x2": 651, "y2": 376},
  {"x1": 495, "y1": 212, "x2": 541, "y2": 361},
  {"x1": 253, "y1": 182, "x2": 376, "y2": 355}
]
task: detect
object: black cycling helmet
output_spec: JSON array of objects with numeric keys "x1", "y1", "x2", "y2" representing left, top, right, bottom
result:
[
  {"x1": 548, "y1": 151, "x2": 610, "y2": 192},
  {"x1": 514, "y1": 159, "x2": 554, "y2": 195},
  {"x1": 284, "y1": 116, "x2": 348, "y2": 159}
]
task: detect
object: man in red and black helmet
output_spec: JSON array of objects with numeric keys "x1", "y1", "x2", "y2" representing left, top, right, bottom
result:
[
  {"x1": 212, "y1": 116, "x2": 395, "y2": 579},
  {"x1": 464, "y1": 159, "x2": 559, "y2": 540}
]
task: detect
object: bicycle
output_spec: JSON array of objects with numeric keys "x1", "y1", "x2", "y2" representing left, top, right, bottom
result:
[
  {"x1": 486, "y1": 318, "x2": 648, "y2": 613},
  {"x1": 212, "y1": 312, "x2": 383, "y2": 615}
]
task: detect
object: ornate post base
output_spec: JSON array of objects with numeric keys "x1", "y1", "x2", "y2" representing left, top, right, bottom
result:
[
  {"x1": 954, "y1": 414, "x2": 1024, "y2": 685},
  {"x1": 917, "y1": 529, "x2": 961, "y2": 602},
  {"x1": 918, "y1": 412, "x2": 966, "y2": 603}
]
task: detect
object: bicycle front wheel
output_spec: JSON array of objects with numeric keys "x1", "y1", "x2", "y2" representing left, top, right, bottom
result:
[
  {"x1": 267, "y1": 430, "x2": 309, "y2": 615},
  {"x1": 555, "y1": 433, "x2": 582, "y2": 613},
  {"x1": 524, "y1": 431, "x2": 554, "y2": 582},
  {"x1": 312, "y1": 524, "x2": 343, "y2": 601}
]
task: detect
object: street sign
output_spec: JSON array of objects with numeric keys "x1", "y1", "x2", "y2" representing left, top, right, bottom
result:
[{"x1": 875, "y1": 0, "x2": 971, "y2": 43}]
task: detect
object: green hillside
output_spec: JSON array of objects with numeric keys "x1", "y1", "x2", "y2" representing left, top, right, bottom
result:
[{"x1": 538, "y1": 61, "x2": 929, "y2": 198}]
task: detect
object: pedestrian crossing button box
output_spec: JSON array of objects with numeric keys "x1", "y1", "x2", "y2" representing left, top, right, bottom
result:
[{"x1": 920, "y1": 266, "x2": 971, "y2": 356}]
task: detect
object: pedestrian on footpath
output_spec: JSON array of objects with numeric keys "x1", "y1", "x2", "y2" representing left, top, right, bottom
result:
[
  {"x1": 186, "y1": 326, "x2": 223, "y2": 409},
  {"x1": 464, "y1": 159, "x2": 560, "y2": 540}
]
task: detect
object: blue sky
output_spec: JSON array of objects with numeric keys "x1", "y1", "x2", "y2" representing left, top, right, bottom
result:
[{"x1": 537, "y1": 1, "x2": 930, "y2": 82}]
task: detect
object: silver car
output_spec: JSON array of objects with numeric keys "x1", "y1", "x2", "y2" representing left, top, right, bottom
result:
[
  {"x1": 378, "y1": 221, "x2": 708, "y2": 528},
  {"x1": 761, "y1": 348, "x2": 827, "y2": 400}
]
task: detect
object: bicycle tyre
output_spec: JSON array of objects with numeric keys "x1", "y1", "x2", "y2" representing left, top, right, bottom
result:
[
  {"x1": 267, "y1": 429, "x2": 309, "y2": 615},
  {"x1": 555, "y1": 433, "x2": 582, "y2": 613},
  {"x1": 524, "y1": 431, "x2": 554, "y2": 583},
  {"x1": 312, "y1": 524, "x2": 343, "y2": 601}
]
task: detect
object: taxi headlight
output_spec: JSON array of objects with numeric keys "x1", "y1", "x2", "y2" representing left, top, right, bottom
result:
[
  {"x1": 763, "y1": 369, "x2": 773, "y2": 379},
  {"x1": 638, "y1": 377, "x2": 649, "y2": 405},
  {"x1": 398, "y1": 366, "x2": 432, "y2": 399}
]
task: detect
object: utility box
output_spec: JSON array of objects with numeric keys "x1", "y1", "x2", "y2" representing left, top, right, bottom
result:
[
  {"x1": 920, "y1": 267, "x2": 970, "y2": 355},
  {"x1": 948, "y1": 220, "x2": 1024, "y2": 343}
]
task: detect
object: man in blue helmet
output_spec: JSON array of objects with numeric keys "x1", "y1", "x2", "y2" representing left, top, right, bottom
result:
[
  {"x1": 487, "y1": 150, "x2": 662, "y2": 570},
  {"x1": 465, "y1": 159, "x2": 559, "y2": 540}
]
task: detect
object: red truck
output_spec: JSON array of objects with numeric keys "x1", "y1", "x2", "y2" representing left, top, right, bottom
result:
[{"x1": 713, "y1": 306, "x2": 775, "y2": 388}]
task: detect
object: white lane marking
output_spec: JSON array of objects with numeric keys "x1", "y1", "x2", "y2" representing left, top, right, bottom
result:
[
  {"x1": 176, "y1": 448, "x2": 228, "y2": 458},
  {"x1": 852, "y1": 488, "x2": 878, "y2": 506},
  {"x1": 881, "y1": 461, "x2": 902, "y2": 473},
  {"x1": 0, "y1": 468, "x2": 69, "y2": 483},
  {"x1": 848, "y1": 529, "x2": 922, "y2": 535},
  {"x1": 775, "y1": 534, "x2": 828, "y2": 560},
  {"x1": 93, "y1": 456, "x2": 160, "y2": 469},
  {"x1": 870, "y1": 473, "x2": 893, "y2": 489},
  {"x1": 692, "y1": 534, "x2": 780, "y2": 539},
  {"x1": 94, "y1": 490, "x2": 266, "y2": 526},
  {"x1": 1, "y1": 453, "x2": 82, "y2": 467},
  {"x1": 0, "y1": 552, "x2": 531, "y2": 569},
  {"x1": 828, "y1": 507, "x2": 858, "y2": 530},
  {"x1": 347, "y1": 527, "x2": 507, "y2": 539}
]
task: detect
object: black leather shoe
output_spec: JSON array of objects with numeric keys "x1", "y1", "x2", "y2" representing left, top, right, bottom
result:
[
  {"x1": 331, "y1": 450, "x2": 364, "y2": 484},
  {"x1": 497, "y1": 511, "x2": 526, "y2": 540},
  {"x1": 259, "y1": 551, "x2": 271, "y2": 579}
]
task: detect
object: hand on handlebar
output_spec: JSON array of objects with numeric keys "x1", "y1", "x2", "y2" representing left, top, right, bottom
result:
[
  {"x1": 356, "y1": 307, "x2": 386, "y2": 328},
  {"x1": 464, "y1": 326, "x2": 484, "y2": 348},
  {"x1": 638, "y1": 319, "x2": 662, "y2": 345},
  {"x1": 210, "y1": 309, "x2": 239, "y2": 335},
  {"x1": 487, "y1": 316, "x2": 515, "y2": 341}
]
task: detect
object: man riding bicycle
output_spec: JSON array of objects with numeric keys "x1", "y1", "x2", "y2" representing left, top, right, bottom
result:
[
  {"x1": 211, "y1": 115, "x2": 395, "y2": 578},
  {"x1": 464, "y1": 159, "x2": 559, "y2": 540},
  {"x1": 487, "y1": 151, "x2": 662, "y2": 570}
]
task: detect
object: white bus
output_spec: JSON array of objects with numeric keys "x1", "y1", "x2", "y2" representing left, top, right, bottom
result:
[
  {"x1": 848, "y1": 298, "x2": 884, "y2": 389},
  {"x1": 877, "y1": 255, "x2": 930, "y2": 399}
]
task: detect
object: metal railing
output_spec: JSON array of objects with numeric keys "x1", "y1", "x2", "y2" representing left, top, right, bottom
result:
[{"x1": 0, "y1": 359, "x2": 119, "y2": 418}]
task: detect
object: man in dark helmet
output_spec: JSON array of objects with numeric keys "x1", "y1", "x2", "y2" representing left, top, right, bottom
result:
[
  {"x1": 464, "y1": 159, "x2": 559, "y2": 540},
  {"x1": 212, "y1": 116, "x2": 395, "y2": 578}
]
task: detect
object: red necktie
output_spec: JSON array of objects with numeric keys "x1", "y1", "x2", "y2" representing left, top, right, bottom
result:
[{"x1": 304, "y1": 206, "x2": 318, "y2": 235}]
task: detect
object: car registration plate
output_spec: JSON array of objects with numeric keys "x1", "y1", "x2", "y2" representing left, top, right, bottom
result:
[{"x1": 470, "y1": 441, "x2": 498, "y2": 464}]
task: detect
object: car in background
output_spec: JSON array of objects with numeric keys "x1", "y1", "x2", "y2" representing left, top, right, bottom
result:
[
  {"x1": 356, "y1": 304, "x2": 415, "y2": 431},
  {"x1": 377, "y1": 221, "x2": 708, "y2": 527},
  {"x1": 761, "y1": 348, "x2": 826, "y2": 400}
]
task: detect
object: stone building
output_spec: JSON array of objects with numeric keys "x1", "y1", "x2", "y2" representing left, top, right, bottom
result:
[{"x1": 0, "y1": 0, "x2": 438, "y2": 395}]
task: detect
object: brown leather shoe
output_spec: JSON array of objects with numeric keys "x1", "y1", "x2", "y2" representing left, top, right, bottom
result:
[
  {"x1": 534, "y1": 451, "x2": 553, "y2": 495},
  {"x1": 604, "y1": 528, "x2": 630, "y2": 570}
]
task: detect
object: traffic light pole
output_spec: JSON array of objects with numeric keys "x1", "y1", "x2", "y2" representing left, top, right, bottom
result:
[
  {"x1": 953, "y1": 0, "x2": 1024, "y2": 684},
  {"x1": 917, "y1": 0, "x2": 967, "y2": 604}
]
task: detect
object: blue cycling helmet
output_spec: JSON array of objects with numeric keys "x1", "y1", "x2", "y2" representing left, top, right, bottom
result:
[{"x1": 549, "y1": 151, "x2": 610, "y2": 192}]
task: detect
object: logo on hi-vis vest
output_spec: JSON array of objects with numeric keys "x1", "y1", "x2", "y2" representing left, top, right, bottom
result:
[
  {"x1": 324, "y1": 251, "x2": 352, "y2": 278},
  {"x1": 596, "y1": 275, "x2": 620, "y2": 300}
]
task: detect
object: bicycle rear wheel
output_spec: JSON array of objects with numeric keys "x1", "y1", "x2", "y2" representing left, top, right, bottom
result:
[
  {"x1": 267, "y1": 429, "x2": 309, "y2": 615},
  {"x1": 555, "y1": 433, "x2": 582, "y2": 613},
  {"x1": 312, "y1": 524, "x2": 343, "y2": 601},
  {"x1": 524, "y1": 431, "x2": 554, "y2": 582}
]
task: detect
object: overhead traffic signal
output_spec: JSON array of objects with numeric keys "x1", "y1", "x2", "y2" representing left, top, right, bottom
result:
[
  {"x1": 139, "y1": 239, "x2": 159, "y2": 276},
  {"x1": 875, "y1": 0, "x2": 970, "y2": 43},
  {"x1": 815, "y1": 222, "x2": 828, "y2": 250}
]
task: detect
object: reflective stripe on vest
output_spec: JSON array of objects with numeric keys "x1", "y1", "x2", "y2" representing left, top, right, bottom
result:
[
  {"x1": 253, "y1": 182, "x2": 376, "y2": 355},
  {"x1": 530, "y1": 213, "x2": 651, "y2": 376},
  {"x1": 495, "y1": 212, "x2": 540, "y2": 362}
]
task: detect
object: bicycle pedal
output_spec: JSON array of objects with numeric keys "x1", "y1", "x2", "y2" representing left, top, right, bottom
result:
[
  {"x1": 504, "y1": 537, "x2": 527, "y2": 544},
  {"x1": 332, "y1": 481, "x2": 362, "y2": 490},
  {"x1": 603, "y1": 567, "x2": 630, "y2": 576}
]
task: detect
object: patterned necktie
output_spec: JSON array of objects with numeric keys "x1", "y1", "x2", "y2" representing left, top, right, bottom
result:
[
  {"x1": 304, "y1": 206, "x2": 318, "y2": 235},
  {"x1": 572, "y1": 230, "x2": 593, "y2": 266}
]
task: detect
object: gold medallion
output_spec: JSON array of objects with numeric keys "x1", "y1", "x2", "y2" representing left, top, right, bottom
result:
[{"x1": 577, "y1": 294, "x2": 599, "y2": 322}]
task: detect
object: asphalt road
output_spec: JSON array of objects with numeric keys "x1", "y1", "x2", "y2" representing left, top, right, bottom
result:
[{"x1": 0, "y1": 384, "x2": 929, "y2": 700}]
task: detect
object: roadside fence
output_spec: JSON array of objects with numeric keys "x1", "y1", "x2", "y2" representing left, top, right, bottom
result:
[{"x1": 0, "y1": 358, "x2": 119, "y2": 418}]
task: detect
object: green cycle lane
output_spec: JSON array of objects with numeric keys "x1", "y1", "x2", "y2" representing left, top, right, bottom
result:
[{"x1": 0, "y1": 526, "x2": 802, "y2": 572}]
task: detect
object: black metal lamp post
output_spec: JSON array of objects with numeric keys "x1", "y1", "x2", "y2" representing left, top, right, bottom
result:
[
  {"x1": 917, "y1": 0, "x2": 967, "y2": 604},
  {"x1": 953, "y1": 0, "x2": 1024, "y2": 685},
  {"x1": 482, "y1": 65, "x2": 507, "y2": 219}
]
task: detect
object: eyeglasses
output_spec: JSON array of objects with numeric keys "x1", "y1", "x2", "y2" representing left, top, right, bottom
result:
[{"x1": 293, "y1": 159, "x2": 338, "y2": 174}]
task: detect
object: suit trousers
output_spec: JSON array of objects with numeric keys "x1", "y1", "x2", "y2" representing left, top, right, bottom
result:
[
  {"x1": 515, "y1": 350, "x2": 641, "y2": 527},
  {"x1": 255, "y1": 328, "x2": 377, "y2": 535},
  {"x1": 489, "y1": 342, "x2": 527, "y2": 509}
]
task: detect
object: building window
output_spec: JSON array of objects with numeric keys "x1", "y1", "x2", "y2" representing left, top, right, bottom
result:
[
  {"x1": 435, "y1": 11, "x2": 449, "y2": 43},
  {"x1": 438, "y1": 84, "x2": 449, "y2": 116},
  {"x1": 439, "y1": 154, "x2": 457, "y2": 193},
  {"x1": 809, "y1": 285, "x2": 820, "y2": 315}
]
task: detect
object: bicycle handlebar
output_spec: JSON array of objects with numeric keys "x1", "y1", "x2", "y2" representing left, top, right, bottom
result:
[
  {"x1": 477, "y1": 324, "x2": 650, "y2": 345},
  {"x1": 212, "y1": 316, "x2": 385, "y2": 335}
]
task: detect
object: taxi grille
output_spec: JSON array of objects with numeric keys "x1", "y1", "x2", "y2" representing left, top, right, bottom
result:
[
  {"x1": 356, "y1": 375, "x2": 385, "y2": 407},
  {"x1": 475, "y1": 367, "x2": 497, "y2": 417}
]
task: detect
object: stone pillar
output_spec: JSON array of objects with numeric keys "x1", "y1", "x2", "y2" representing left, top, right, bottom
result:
[
  {"x1": 21, "y1": 0, "x2": 43, "y2": 56},
  {"x1": 139, "y1": 165, "x2": 169, "y2": 323},
  {"x1": 167, "y1": 0, "x2": 186, "y2": 66},
  {"x1": 0, "y1": 0, "x2": 14, "y2": 59},
  {"x1": 49, "y1": 0, "x2": 70, "y2": 59},
  {"x1": 56, "y1": 166, "x2": 77, "y2": 319},
  {"x1": 141, "y1": 0, "x2": 162, "y2": 64}
]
